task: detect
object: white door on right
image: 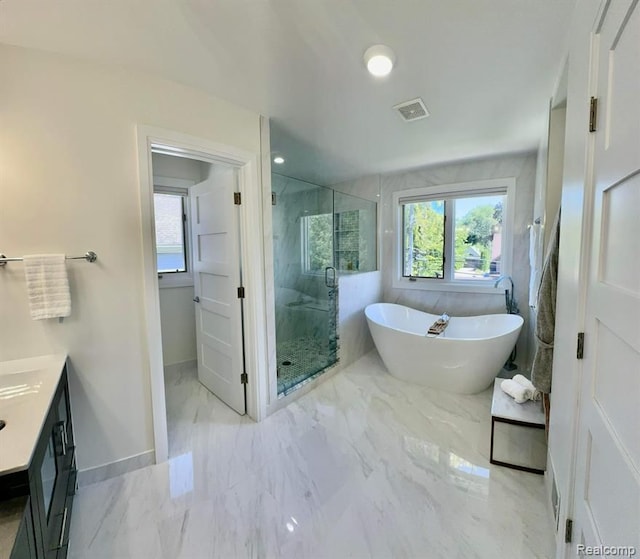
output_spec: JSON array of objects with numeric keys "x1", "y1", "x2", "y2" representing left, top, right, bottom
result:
[
  {"x1": 190, "y1": 166, "x2": 246, "y2": 415},
  {"x1": 571, "y1": 0, "x2": 640, "y2": 554}
]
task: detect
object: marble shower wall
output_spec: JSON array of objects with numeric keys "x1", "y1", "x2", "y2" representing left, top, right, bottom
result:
[
  {"x1": 338, "y1": 271, "x2": 382, "y2": 367},
  {"x1": 330, "y1": 175, "x2": 383, "y2": 367},
  {"x1": 379, "y1": 152, "x2": 537, "y2": 368}
]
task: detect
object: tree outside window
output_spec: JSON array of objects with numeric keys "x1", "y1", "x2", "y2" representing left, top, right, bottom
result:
[{"x1": 403, "y1": 194, "x2": 505, "y2": 281}]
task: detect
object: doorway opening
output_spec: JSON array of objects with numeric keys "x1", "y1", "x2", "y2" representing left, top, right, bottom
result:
[
  {"x1": 137, "y1": 126, "x2": 268, "y2": 464},
  {"x1": 152, "y1": 153, "x2": 248, "y2": 456}
]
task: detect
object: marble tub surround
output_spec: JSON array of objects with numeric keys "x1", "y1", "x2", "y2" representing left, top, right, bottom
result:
[
  {"x1": 337, "y1": 270, "x2": 382, "y2": 368},
  {"x1": 0, "y1": 353, "x2": 67, "y2": 475},
  {"x1": 68, "y1": 354, "x2": 554, "y2": 559},
  {"x1": 379, "y1": 152, "x2": 537, "y2": 369}
]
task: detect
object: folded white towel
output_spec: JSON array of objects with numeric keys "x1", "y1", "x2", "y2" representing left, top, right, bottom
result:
[
  {"x1": 500, "y1": 379, "x2": 532, "y2": 404},
  {"x1": 512, "y1": 374, "x2": 542, "y2": 401},
  {"x1": 23, "y1": 254, "x2": 71, "y2": 320}
]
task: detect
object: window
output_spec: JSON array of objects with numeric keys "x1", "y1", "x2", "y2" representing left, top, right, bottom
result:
[
  {"x1": 301, "y1": 213, "x2": 333, "y2": 273},
  {"x1": 395, "y1": 178, "x2": 515, "y2": 292},
  {"x1": 153, "y1": 177, "x2": 194, "y2": 288},
  {"x1": 301, "y1": 206, "x2": 378, "y2": 274},
  {"x1": 154, "y1": 193, "x2": 187, "y2": 273}
]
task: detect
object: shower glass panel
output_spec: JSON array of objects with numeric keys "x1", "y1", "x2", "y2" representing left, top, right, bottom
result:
[
  {"x1": 333, "y1": 191, "x2": 377, "y2": 273},
  {"x1": 272, "y1": 173, "x2": 338, "y2": 396}
]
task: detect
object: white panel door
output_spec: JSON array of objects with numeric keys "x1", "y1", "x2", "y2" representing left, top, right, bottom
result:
[
  {"x1": 190, "y1": 167, "x2": 245, "y2": 414},
  {"x1": 571, "y1": 1, "x2": 640, "y2": 554}
]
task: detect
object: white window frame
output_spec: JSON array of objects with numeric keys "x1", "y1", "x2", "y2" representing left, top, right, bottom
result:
[
  {"x1": 153, "y1": 176, "x2": 194, "y2": 288},
  {"x1": 392, "y1": 178, "x2": 516, "y2": 294}
]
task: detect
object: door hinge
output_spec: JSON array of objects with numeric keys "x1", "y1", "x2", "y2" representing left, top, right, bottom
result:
[
  {"x1": 234, "y1": 192, "x2": 242, "y2": 205},
  {"x1": 589, "y1": 96, "x2": 598, "y2": 132},
  {"x1": 564, "y1": 518, "x2": 573, "y2": 543},
  {"x1": 237, "y1": 286, "x2": 245, "y2": 299},
  {"x1": 576, "y1": 332, "x2": 585, "y2": 359},
  {"x1": 271, "y1": 192, "x2": 277, "y2": 205},
  {"x1": 241, "y1": 372, "x2": 248, "y2": 384},
  {"x1": 183, "y1": 213, "x2": 187, "y2": 222}
]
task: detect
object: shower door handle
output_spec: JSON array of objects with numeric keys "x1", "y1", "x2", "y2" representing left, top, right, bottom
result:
[{"x1": 325, "y1": 266, "x2": 337, "y2": 288}]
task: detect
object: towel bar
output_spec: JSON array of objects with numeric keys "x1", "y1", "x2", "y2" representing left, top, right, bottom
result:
[{"x1": 0, "y1": 251, "x2": 98, "y2": 267}]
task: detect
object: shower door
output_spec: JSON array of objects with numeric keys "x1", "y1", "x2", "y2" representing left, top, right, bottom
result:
[{"x1": 272, "y1": 174, "x2": 339, "y2": 396}]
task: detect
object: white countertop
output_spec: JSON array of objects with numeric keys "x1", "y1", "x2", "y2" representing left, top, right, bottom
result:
[{"x1": 0, "y1": 354, "x2": 67, "y2": 475}]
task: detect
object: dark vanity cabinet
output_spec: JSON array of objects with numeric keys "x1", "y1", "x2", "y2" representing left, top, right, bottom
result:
[{"x1": 0, "y1": 365, "x2": 76, "y2": 559}]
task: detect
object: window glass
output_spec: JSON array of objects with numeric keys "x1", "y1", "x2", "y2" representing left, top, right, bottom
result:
[
  {"x1": 402, "y1": 200, "x2": 445, "y2": 278},
  {"x1": 154, "y1": 193, "x2": 187, "y2": 273},
  {"x1": 302, "y1": 213, "x2": 333, "y2": 273},
  {"x1": 453, "y1": 195, "x2": 505, "y2": 281},
  {"x1": 396, "y1": 180, "x2": 512, "y2": 288}
]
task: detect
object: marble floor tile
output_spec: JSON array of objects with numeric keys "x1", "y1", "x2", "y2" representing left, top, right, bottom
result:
[{"x1": 68, "y1": 352, "x2": 555, "y2": 559}]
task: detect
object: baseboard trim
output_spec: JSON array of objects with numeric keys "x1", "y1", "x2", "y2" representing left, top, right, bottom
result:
[
  {"x1": 77, "y1": 450, "x2": 155, "y2": 487},
  {"x1": 163, "y1": 359, "x2": 197, "y2": 376}
]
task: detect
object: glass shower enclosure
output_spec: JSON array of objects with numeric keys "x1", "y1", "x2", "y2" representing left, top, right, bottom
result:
[{"x1": 271, "y1": 173, "x2": 376, "y2": 396}]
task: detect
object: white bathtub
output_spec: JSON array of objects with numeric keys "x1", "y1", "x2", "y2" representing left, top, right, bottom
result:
[{"x1": 365, "y1": 303, "x2": 523, "y2": 394}]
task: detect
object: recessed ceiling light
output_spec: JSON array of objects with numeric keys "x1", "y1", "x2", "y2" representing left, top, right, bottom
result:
[
  {"x1": 273, "y1": 156, "x2": 285, "y2": 164},
  {"x1": 364, "y1": 44, "x2": 395, "y2": 77}
]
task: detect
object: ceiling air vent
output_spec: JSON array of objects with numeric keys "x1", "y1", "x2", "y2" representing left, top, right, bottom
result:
[{"x1": 393, "y1": 98, "x2": 429, "y2": 122}]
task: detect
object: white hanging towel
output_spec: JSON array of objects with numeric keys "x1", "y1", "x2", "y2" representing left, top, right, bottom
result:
[
  {"x1": 23, "y1": 254, "x2": 71, "y2": 320},
  {"x1": 528, "y1": 223, "x2": 543, "y2": 308}
]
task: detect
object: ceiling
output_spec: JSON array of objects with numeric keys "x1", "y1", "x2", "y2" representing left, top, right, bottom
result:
[{"x1": 0, "y1": 0, "x2": 576, "y2": 185}]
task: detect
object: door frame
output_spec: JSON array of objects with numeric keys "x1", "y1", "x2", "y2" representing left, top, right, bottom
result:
[{"x1": 136, "y1": 125, "x2": 269, "y2": 463}]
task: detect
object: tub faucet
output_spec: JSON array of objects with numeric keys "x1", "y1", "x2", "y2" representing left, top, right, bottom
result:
[
  {"x1": 494, "y1": 275, "x2": 520, "y2": 315},
  {"x1": 494, "y1": 275, "x2": 519, "y2": 370}
]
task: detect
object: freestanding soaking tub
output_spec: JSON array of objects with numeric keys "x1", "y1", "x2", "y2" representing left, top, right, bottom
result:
[{"x1": 365, "y1": 303, "x2": 523, "y2": 394}]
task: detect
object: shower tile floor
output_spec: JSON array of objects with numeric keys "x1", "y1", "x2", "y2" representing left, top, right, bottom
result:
[
  {"x1": 276, "y1": 336, "x2": 333, "y2": 395},
  {"x1": 68, "y1": 350, "x2": 555, "y2": 558}
]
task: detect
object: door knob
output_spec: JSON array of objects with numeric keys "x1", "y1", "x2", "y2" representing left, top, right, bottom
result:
[{"x1": 193, "y1": 296, "x2": 200, "y2": 303}]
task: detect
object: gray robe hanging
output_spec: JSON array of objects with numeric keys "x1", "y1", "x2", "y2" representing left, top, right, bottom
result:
[{"x1": 531, "y1": 208, "x2": 561, "y2": 394}]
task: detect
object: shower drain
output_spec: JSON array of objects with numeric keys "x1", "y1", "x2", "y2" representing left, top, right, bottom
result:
[{"x1": 276, "y1": 336, "x2": 333, "y2": 394}]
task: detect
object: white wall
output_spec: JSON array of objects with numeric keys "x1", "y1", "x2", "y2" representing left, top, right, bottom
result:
[
  {"x1": 380, "y1": 152, "x2": 537, "y2": 368},
  {"x1": 158, "y1": 287, "x2": 197, "y2": 367},
  {"x1": 0, "y1": 45, "x2": 261, "y2": 472},
  {"x1": 152, "y1": 153, "x2": 209, "y2": 183}
]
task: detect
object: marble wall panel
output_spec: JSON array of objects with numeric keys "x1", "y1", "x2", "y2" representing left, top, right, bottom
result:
[
  {"x1": 338, "y1": 271, "x2": 382, "y2": 367},
  {"x1": 378, "y1": 152, "x2": 537, "y2": 368}
]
